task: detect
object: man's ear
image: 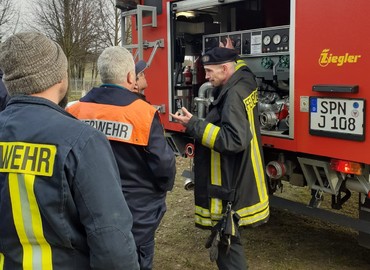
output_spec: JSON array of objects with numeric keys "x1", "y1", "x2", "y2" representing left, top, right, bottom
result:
[
  {"x1": 223, "y1": 62, "x2": 234, "y2": 73},
  {"x1": 127, "y1": 71, "x2": 136, "y2": 84},
  {"x1": 221, "y1": 64, "x2": 227, "y2": 72}
]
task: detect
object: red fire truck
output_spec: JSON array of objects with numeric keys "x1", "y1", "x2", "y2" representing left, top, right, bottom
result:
[{"x1": 116, "y1": 0, "x2": 370, "y2": 248}]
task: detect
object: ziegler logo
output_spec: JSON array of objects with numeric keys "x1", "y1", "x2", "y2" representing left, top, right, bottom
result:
[{"x1": 319, "y1": 49, "x2": 361, "y2": 67}]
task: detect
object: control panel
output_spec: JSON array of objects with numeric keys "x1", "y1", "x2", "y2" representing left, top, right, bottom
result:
[{"x1": 203, "y1": 25, "x2": 290, "y2": 56}]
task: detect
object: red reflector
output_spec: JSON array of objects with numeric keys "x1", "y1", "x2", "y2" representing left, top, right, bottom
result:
[{"x1": 330, "y1": 159, "x2": 362, "y2": 175}]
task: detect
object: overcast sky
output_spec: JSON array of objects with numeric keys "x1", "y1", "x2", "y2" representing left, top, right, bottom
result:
[
  {"x1": 17, "y1": 0, "x2": 32, "y2": 12},
  {"x1": 15, "y1": 0, "x2": 34, "y2": 32}
]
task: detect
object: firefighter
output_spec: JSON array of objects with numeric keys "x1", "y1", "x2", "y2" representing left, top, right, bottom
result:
[
  {"x1": 171, "y1": 47, "x2": 270, "y2": 270},
  {"x1": 67, "y1": 46, "x2": 176, "y2": 270},
  {"x1": 0, "y1": 32, "x2": 139, "y2": 269},
  {"x1": 0, "y1": 69, "x2": 9, "y2": 111}
]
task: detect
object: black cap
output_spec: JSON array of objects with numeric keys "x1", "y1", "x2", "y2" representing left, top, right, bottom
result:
[
  {"x1": 135, "y1": 60, "x2": 147, "y2": 74},
  {"x1": 201, "y1": 47, "x2": 238, "y2": 65}
]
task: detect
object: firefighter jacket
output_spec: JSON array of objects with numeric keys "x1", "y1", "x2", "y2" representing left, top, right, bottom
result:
[
  {"x1": 0, "y1": 96, "x2": 139, "y2": 270},
  {"x1": 186, "y1": 61, "x2": 270, "y2": 229},
  {"x1": 67, "y1": 85, "x2": 176, "y2": 246}
]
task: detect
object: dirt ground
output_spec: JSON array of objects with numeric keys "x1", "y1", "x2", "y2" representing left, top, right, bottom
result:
[{"x1": 153, "y1": 157, "x2": 370, "y2": 270}]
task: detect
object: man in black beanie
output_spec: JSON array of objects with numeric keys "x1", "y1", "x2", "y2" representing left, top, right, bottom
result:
[
  {"x1": 171, "y1": 46, "x2": 269, "y2": 270},
  {"x1": 0, "y1": 32, "x2": 139, "y2": 270}
]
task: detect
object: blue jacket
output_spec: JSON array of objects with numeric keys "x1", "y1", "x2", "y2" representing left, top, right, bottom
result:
[
  {"x1": 67, "y1": 85, "x2": 176, "y2": 246},
  {"x1": 0, "y1": 96, "x2": 139, "y2": 270}
]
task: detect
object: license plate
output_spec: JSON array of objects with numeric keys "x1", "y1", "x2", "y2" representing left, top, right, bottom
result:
[{"x1": 309, "y1": 97, "x2": 365, "y2": 141}]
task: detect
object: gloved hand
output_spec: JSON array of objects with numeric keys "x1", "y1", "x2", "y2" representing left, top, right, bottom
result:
[
  {"x1": 205, "y1": 226, "x2": 221, "y2": 262},
  {"x1": 209, "y1": 231, "x2": 220, "y2": 262},
  {"x1": 205, "y1": 203, "x2": 241, "y2": 261}
]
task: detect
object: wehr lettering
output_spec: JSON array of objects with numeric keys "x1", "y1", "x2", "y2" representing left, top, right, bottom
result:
[
  {"x1": 0, "y1": 142, "x2": 56, "y2": 176},
  {"x1": 83, "y1": 119, "x2": 133, "y2": 141}
]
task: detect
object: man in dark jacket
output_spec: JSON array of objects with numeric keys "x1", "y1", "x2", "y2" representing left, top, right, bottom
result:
[
  {"x1": 67, "y1": 46, "x2": 176, "y2": 270},
  {"x1": 171, "y1": 47, "x2": 269, "y2": 270},
  {"x1": 0, "y1": 32, "x2": 139, "y2": 270},
  {"x1": 0, "y1": 69, "x2": 9, "y2": 111}
]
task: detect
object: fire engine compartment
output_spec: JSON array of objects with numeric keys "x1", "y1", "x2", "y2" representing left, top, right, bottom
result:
[{"x1": 170, "y1": 0, "x2": 291, "y2": 137}]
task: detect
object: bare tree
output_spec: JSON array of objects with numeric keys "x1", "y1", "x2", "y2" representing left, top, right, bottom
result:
[
  {"x1": 33, "y1": 0, "x2": 101, "y2": 80},
  {"x1": 95, "y1": 0, "x2": 133, "y2": 47},
  {"x1": 96, "y1": 0, "x2": 121, "y2": 47},
  {"x1": 31, "y1": 0, "x2": 133, "y2": 93},
  {"x1": 0, "y1": 0, "x2": 18, "y2": 40},
  {"x1": 90, "y1": 0, "x2": 132, "y2": 79}
]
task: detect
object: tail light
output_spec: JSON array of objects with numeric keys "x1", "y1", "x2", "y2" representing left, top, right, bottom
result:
[{"x1": 330, "y1": 159, "x2": 362, "y2": 175}]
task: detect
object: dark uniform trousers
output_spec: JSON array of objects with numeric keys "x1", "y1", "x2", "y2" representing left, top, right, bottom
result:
[{"x1": 217, "y1": 239, "x2": 248, "y2": 270}]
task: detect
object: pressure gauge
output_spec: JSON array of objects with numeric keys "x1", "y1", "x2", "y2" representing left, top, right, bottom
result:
[
  {"x1": 282, "y1": 35, "x2": 289, "y2": 43},
  {"x1": 272, "y1": 34, "x2": 281, "y2": 45},
  {"x1": 263, "y1": 35, "x2": 271, "y2": 45}
]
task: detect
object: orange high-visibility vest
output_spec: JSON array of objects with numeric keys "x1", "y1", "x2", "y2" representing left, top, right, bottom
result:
[{"x1": 67, "y1": 100, "x2": 156, "y2": 146}]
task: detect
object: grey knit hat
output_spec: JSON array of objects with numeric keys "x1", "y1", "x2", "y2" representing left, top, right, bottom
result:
[{"x1": 0, "y1": 32, "x2": 68, "y2": 95}]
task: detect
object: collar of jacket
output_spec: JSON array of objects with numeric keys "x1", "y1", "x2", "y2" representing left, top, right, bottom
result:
[
  {"x1": 7, "y1": 95, "x2": 72, "y2": 117},
  {"x1": 80, "y1": 85, "x2": 139, "y2": 106},
  {"x1": 100, "y1": 83, "x2": 126, "y2": 90},
  {"x1": 212, "y1": 68, "x2": 244, "y2": 106}
]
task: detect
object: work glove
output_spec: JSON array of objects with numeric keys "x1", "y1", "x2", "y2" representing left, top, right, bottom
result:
[
  {"x1": 205, "y1": 229, "x2": 220, "y2": 262},
  {"x1": 205, "y1": 203, "x2": 241, "y2": 261}
]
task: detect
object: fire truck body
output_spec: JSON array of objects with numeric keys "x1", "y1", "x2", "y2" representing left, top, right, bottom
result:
[{"x1": 119, "y1": 0, "x2": 370, "y2": 247}]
